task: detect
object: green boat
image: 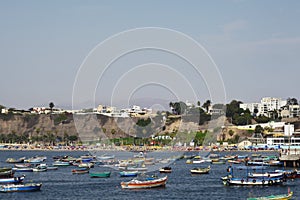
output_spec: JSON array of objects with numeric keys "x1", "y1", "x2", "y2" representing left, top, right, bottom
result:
[
  {"x1": 89, "y1": 171, "x2": 111, "y2": 178},
  {"x1": 247, "y1": 191, "x2": 293, "y2": 200}
]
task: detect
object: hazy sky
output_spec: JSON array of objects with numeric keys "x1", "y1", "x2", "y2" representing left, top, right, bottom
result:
[{"x1": 1, "y1": 1, "x2": 300, "y2": 109}]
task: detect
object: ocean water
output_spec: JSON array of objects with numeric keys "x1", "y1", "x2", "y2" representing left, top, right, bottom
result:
[{"x1": 0, "y1": 150, "x2": 298, "y2": 200}]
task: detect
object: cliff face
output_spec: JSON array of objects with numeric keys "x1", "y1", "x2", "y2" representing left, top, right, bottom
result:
[
  {"x1": 0, "y1": 113, "x2": 76, "y2": 138},
  {"x1": 0, "y1": 113, "x2": 227, "y2": 143}
]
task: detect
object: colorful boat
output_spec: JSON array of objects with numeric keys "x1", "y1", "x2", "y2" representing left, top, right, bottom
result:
[
  {"x1": 190, "y1": 166, "x2": 210, "y2": 174},
  {"x1": 89, "y1": 171, "x2": 111, "y2": 178},
  {"x1": 72, "y1": 168, "x2": 89, "y2": 174},
  {"x1": 121, "y1": 176, "x2": 167, "y2": 189},
  {"x1": 0, "y1": 183, "x2": 42, "y2": 192},
  {"x1": 159, "y1": 167, "x2": 172, "y2": 173},
  {"x1": 0, "y1": 175, "x2": 25, "y2": 184},
  {"x1": 247, "y1": 191, "x2": 293, "y2": 200},
  {"x1": 119, "y1": 171, "x2": 138, "y2": 177},
  {"x1": 223, "y1": 177, "x2": 284, "y2": 186}
]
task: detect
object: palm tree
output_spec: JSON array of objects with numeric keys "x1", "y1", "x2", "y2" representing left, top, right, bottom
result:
[{"x1": 197, "y1": 101, "x2": 201, "y2": 107}]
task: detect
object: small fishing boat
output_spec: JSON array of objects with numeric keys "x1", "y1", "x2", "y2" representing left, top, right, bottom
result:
[
  {"x1": 126, "y1": 166, "x2": 148, "y2": 172},
  {"x1": 0, "y1": 175, "x2": 25, "y2": 184},
  {"x1": 248, "y1": 172, "x2": 284, "y2": 179},
  {"x1": 12, "y1": 167, "x2": 33, "y2": 172},
  {"x1": 211, "y1": 160, "x2": 226, "y2": 165},
  {"x1": 223, "y1": 177, "x2": 284, "y2": 186},
  {"x1": 53, "y1": 161, "x2": 70, "y2": 166},
  {"x1": 247, "y1": 191, "x2": 293, "y2": 200},
  {"x1": 78, "y1": 162, "x2": 94, "y2": 168},
  {"x1": 0, "y1": 170, "x2": 14, "y2": 178},
  {"x1": 32, "y1": 167, "x2": 47, "y2": 172},
  {"x1": 119, "y1": 171, "x2": 138, "y2": 177},
  {"x1": 227, "y1": 160, "x2": 242, "y2": 164},
  {"x1": 236, "y1": 166, "x2": 267, "y2": 170},
  {"x1": 97, "y1": 154, "x2": 115, "y2": 160},
  {"x1": 6, "y1": 157, "x2": 26, "y2": 163},
  {"x1": 190, "y1": 166, "x2": 210, "y2": 174},
  {"x1": 0, "y1": 183, "x2": 42, "y2": 192},
  {"x1": 192, "y1": 160, "x2": 205, "y2": 164},
  {"x1": 72, "y1": 168, "x2": 89, "y2": 174},
  {"x1": 0, "y1": 167, "x2": 12, "y2": 173},
  {"x1": 121, "y1": 176, "x2": 167, "y2": 189},
  {"x1": 24, "y1": 156, "x2": 46, "y2": 164},
  {"x1": 89, "y1": 171, "x2": 111, "y2": 178},
  {"x1": 159, "y1": 167, "x2": 172, "y2": 173},
  {"x1": 47, "y1": 166, "x2": 58, "y2": 170},
  {"x1": 14, "y1": 163, "x2": 32, "y2": 168}
]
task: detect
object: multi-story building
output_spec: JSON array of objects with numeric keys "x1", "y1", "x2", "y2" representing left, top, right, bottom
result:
[{"x1": 240, "y1": 97, "x2": 287, "y2": 117}]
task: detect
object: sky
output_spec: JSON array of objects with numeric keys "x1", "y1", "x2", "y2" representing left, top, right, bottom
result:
[{"x1": 1, "y1": 0, "x2": 300, "y2": 110}]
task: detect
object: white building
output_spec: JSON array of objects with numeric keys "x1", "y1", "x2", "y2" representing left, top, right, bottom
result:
[{"x1": 240, "y1": 97, "x2": 287, "y2": 117}]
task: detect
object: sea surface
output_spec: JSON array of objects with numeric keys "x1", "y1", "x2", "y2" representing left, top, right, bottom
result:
[{"x1": 0, "y1": 150, "x2": 299, "y2": 200}]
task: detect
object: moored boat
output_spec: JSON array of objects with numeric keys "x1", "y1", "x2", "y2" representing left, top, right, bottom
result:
[
  {"x1": 190, "y1": 166, "x2": 210, "y2": 174},
  {"x1": 6, "y1": 157, "x2": 25, "y2": 163},
  {"x1": 0, "y1": 170, "x2": 14, "y2": 178},
  {"x1": 53, "y1": 161, "x2": 70, "y2": 166},
  {"x1": 0, "y1": 175, "x2": 25, "y2": 184},
  {"x1": 121, "y1": 176, "x2": 167, "y2": 189},
  {"x1": 14, "y1": 163, "x2": 32, "y2": 168},
  {"x1": 159, "y1": 167, "x2": 172, "y2": 173},
  {"x1": 247, "y1": 191, "x2": 293, "y2": 200},
  {"x1": 248, "y1": 172, "x2": 284, "y2": 179},
  {"x1": 89, "y1": 171, "x2": 111, "y2": 178},
  {"x1": 119, "y1": 171, "x2": 138, "y2": 177},
  {"x1": 0, "y1": 183, "x2": 42, "y2": 192},
  {"x1": 12, "y1": 167, "x2": 33, "y2": 172},
  {"x1": 72, "y1": 168, "x2": 89, "y2": 174},
  {"x1": 223, "y1": 177, "x2": 284, "y2": 186}
]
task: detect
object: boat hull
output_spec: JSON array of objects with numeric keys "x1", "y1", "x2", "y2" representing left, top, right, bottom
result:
[
  {"x1": 121, "y1": 176, "x2": 167, "y2": 189},
  {"x1": 0, "y1": 176, "x2": 25, "y2": 184},
  {"x1": 247, "y1": 191, "x2": 293, "y2": 200},
  {"x1": 0, "y1": 183, "x2": 42, "y2": 193},
  {"x1": 89, "y1": 172, "x2": 111, "y2": 178},
  {"x1": 224, "y1": 178, "x2": 284, "y2": 186}
]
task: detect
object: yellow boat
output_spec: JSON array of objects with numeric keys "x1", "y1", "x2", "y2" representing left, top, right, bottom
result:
[{"x1": 247, "y1": 191, "x2": 293, "y2": 200}]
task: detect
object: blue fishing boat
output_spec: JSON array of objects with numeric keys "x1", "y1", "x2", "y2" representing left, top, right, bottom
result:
[
  {"x1": 12, "y1": 167, "x2": 33, "y2": 172},
  {"x1": 0, "y1": 175, "x2": 25, "y2": 184},
  {"x1": 0, "y1": 183, "x2": 42, "y2": 192},
  {"x1": 119, "y1": 171, "x2": 138, "y2": 177}
]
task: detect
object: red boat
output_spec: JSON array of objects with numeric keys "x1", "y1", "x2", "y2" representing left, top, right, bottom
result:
[{"x1": 121, "y1": 176, "x2": 167, "y2": 189}]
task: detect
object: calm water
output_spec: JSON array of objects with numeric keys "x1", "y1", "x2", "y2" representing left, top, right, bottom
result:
[{"x1": 0, "y1": 150, "x2": 299, "y2": 200}]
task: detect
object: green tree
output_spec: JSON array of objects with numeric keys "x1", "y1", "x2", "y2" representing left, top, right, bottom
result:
[
  {"x1": 202, "y1": 100, "x2": 211, "y2": 113},
  {"x1": 193, "y1": 131, "x2": 207, "y2": 146},
  {"x1": 197, "y1": 101, "x2": 201, "y2": 107},
  {"x1": 68, "y1": 135, "x2": 78, "y2": 143},
  {"x1": 49, "y1": 102, "x2": 55, "y2": 113},
  {"x1": 226, "y1": 100, "x2": 243, "y2": 118},
  {"x1": 255, "y1": 115, "x2": 270, "y2": 123},
  {"x1": 254, "y1": 125, "x2": 264, "y2": 133}
]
